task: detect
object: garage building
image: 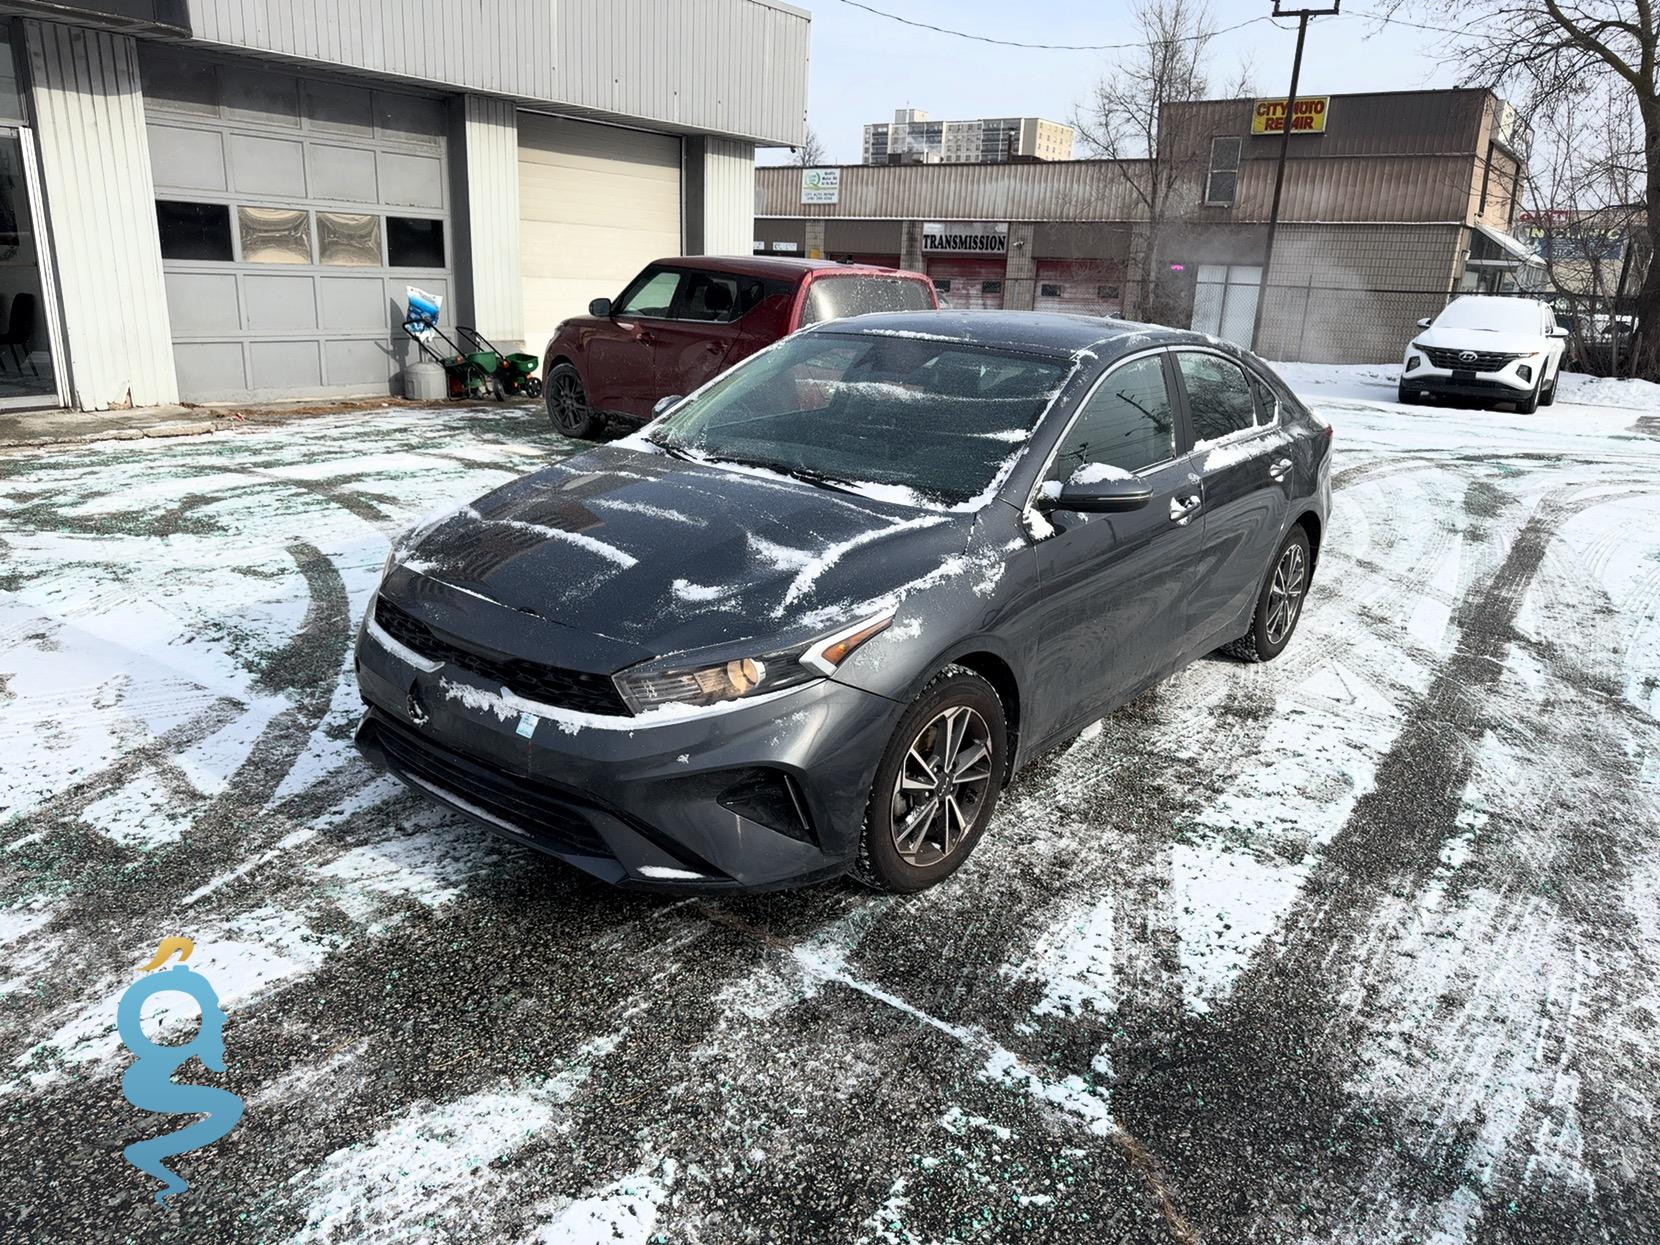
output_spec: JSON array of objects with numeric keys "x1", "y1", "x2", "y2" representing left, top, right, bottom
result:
[
  {"x1": 0, "y1": 0, "x2": 808, "y2": 411},
  {"x1": 757, "y1": 89, "x2": 1530, "y2": 365}
]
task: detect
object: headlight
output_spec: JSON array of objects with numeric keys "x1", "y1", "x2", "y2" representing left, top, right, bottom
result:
[{"x1": 613, "y1": 613, "x2": 894, "y2": 713}]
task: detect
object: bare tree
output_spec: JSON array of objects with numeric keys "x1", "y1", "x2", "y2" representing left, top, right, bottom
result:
[
  {"x1": 793, "y1": 126, "x2": 828, "y2": 167},
  {"x1": 1071, "y1": 0, "x2": 1239, "y2": 323},
  {"x1": 1377, "y1": 1, "x2": 1657, "y2": 379}
]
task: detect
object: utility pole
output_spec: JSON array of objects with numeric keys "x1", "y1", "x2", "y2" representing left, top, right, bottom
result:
[{"x1": 1250, "y1": 1, "x2": 1340, "y2": 356}]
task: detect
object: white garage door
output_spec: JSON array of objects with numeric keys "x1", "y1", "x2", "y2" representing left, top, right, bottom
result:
[{"x1": 519, "y1": 114, "x2": 682, "y2": 357}]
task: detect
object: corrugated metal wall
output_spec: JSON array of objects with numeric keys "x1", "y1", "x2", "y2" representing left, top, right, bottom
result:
[
  {"x1": 24, "y1": 20, "x2": 177, "y2": 409},
  {"x1": 698, "y1": 137, "x2": 756, "y2": 255},
  {"x1": 185, "y1": 0, "x2": 809, "y2": 145},
  {"x1": 462, "y1": 94, "x2": 522, "y2": 342},
  {"x1": 754, "y1": 160, "x2": 1151, "y2": 222}
]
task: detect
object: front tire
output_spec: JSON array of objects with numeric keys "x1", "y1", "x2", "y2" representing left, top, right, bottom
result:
[
  {"x1": 1540, "y1": 375, "x2": 1557, "y2": 406},
  {"x1": 1516, "y1": 378, "x2": 1541, "y2": 415},
  {"x1": 546, "y1": 363, "x2": 601, "y2": 439},
  {"x1": 854, "y1": 666, "x2": 1007, "y2": 893},
  {"x1": 1222, "y1": 527, "x2": 1311, "y2": 663},
  {"x1": 1397, "y1": 383, "x2": 1418, "y2": 405}
]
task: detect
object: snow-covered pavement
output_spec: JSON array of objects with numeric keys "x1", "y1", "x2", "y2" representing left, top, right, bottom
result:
[{"x1": 3, "y1": 373, "x2": 1658, "y2": 1243}]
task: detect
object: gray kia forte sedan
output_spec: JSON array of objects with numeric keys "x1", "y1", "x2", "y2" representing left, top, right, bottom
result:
[{"x1": 355, "y1": 312, "x2": 1332, "y2": 892}]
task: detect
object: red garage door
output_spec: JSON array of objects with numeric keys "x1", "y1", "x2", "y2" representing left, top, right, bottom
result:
[
  {"x1": 1035, "y1": 261, "x2": 1123, "y2": 318},
  {"x1": 926, "y1": 258, "x2": 1007, "y2": 310}
]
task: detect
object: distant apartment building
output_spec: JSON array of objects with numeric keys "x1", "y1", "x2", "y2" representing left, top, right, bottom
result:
[
  {"x1": 769, "y1": 89, "x2": 1530, "y2": 364},
  {"x1": 861, "y1": 109, "x2": 1074, "y2": 165}
]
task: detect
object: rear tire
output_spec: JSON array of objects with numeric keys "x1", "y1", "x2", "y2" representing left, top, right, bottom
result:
[
  {"x1": 1222, "y1": 527, "x2": 1311, "y2": 663},
  {"x1": 853, "y1": 665, "x2": 1007, "y2": 893},
  {"x1": 546, "y1": 363, "x2": 601, "y2": 439}
]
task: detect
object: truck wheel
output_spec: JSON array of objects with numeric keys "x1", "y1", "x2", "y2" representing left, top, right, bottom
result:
[{"x1": 546, "y1": 363, "x2": 601, "y2": 439}]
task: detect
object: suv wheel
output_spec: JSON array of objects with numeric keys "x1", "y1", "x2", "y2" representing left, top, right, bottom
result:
[
  {"x1": 1222, "y1": 527, "x2": 1310, "y2": 663},
  {"x1": 854, "y1": 665, "x2": 1006, "y2": 893},
  {"x1": 1540, "y1": 375, "x2": 1557, "y2": 406},
  {"x1": 546, "y1": 363, "x2": 602, "y2": 439},
  {"x1": 1516, "y1": 377, "x2": 1542, "y2": 415}
]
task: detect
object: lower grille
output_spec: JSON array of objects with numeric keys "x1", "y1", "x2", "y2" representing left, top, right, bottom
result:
[
  {"x1": 1423, "y1": 346, "x2": 1519, "y2": 372},
  {"x1": 367, "y1": 715, "x2": 612, "y2": 857},
  {"x1": 374, "y1": 596, "x2": 630, "y2": 716}
]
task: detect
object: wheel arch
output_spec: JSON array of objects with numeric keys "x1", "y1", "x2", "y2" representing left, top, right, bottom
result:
[
  {"x1": 1292, "y1": 508, "x2": 1323, "y2": 574},
  {"x1": 941, "y1": 649, "x2": 1021, "y2": 783}
]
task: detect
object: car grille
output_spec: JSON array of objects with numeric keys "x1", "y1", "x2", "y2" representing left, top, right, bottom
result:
[
  {"x1": 1422, "y1": 346, "x2": 1520, "y2": 372},
  {"x1": 366, "y1": 713, "x2": 612, "y2": 857},
  {"x1": 374, "y1": 596, "x2": 631, "y2": 716}
]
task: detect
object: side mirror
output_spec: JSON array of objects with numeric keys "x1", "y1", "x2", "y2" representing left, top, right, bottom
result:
[
  {"x1": 589, "y1": 297, "x2": 613, "y2": 317},
  {"x1": 1550, "y1": 327, "x2": 1571, "y2": 339},
  {"x1": 1036, "y1": 476, "x2": 1153, "y2": 514},
  {"x1": 652, "y1": 394, "x2": 683, "y2": 418},
  {"x1": 1416, "y1": 317, "x2": 1433, "y2": 329}
]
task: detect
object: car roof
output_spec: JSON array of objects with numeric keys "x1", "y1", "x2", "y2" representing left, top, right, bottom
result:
[
  {"x1": 806, "y1": 310, "x2": 1212, "y2": 360},
  {"x1": 650, "y1": 255, "x2": 926, "y2": 280}
]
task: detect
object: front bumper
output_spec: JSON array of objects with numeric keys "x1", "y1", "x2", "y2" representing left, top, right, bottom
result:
[
  {"x1": 1400, "y1": 351, "x2": 1541, "y2": 401},
  {"x1": 354, "y1": 616, "x2": 903, "y2": 891}
]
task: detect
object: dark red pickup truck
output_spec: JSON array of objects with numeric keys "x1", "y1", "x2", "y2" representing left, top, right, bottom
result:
[{"x1": 540, "y1": 256, "x2": 938, "y2": 438}]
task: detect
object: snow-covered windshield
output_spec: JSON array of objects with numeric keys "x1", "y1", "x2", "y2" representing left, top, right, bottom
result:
[
  {"x1": 1433, "y1": 297, "x2": 1543, "y2": 335},
  {"x1": 649, "y1": 331, "x2": 1067, "y2": 506}
]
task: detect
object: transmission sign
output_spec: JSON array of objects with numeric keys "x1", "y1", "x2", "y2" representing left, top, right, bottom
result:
[{"x1": 1252, "y1": 97, "x2": 1330, "y2": 135}]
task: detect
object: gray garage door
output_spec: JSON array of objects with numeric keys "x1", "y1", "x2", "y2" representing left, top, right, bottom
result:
[{"x1": 140, "y1": 45, "x2": 450, "y2": 402}]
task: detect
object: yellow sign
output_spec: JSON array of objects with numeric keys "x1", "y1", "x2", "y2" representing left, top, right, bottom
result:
[{"x1": 1252, "y1": 96, "x2": 1330, "y2": 135}]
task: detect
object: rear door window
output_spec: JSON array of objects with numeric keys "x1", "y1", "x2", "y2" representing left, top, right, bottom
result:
[
  {"x1": 1045, "y1": 354, "x2": 1176, "y2": 484},
  {"x1": 800, "y1": 274, "x2": 935, "y2": 326},
  {"x1": 1176, "y1": 351, "x2": 1257, "y2": 444},
  {"x1": 674, "y1": 270, "x2": 742, "y2": 322}
]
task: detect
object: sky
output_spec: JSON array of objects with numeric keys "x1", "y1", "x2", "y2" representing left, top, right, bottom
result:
[{"x1": 757, "y1": 0, "x2": 1467, "y2": 165}]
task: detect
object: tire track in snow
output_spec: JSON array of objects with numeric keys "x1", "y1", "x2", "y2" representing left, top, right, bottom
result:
[{"x1": 1107, "y1": 481, "x2": 1656, "y2": 1243}]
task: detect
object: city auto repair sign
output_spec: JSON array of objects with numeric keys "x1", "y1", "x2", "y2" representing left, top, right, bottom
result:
[
  {"x1": 922, "y1": 222, "x2": 1009, "y2": 254},
  {"x1": 1252, "y1": 96, "x2": 1330, "y2": 135}
]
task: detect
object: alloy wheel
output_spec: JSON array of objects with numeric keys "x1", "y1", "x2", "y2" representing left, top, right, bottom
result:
[
  {"x1": 889, "y1": 705, "x2": 994, "y2": 867},
  {"x1": 1266, "y1": 542, "x2": 1307, "y2": 645},
  {"x1": 550, "y1": 374, "x2": 589, "y2": 434}
]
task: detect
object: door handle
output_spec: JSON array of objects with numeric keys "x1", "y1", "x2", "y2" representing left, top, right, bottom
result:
[
  {"x1": 1269, "y1": 457, "x2": 1293, "y2": 481},
  {"x1": 638, "y1": 330, "x2": 656, "y2": 345},
  {"x1": 1169, "y1": 494, "x2": 1202, "y2": 525}
]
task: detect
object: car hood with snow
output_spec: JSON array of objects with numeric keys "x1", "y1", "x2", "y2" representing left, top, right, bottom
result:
[
  {"x1": 393, "y1": 442, "x2": 977, "y2": 657},
  {"x1": 1413, "y1": 325, "x2": 1547, "y2": 357}
]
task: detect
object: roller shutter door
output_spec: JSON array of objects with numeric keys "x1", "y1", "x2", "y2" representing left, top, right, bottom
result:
[
  {"x1": 1035, "y1": 261, "x2": 1123, "y2": 318},
  {"x1": 142, "y1": 45, "x2": 452, "y2": 402},
  {"x1": 925, "y1": 258, "x2": 1006, "y2": 311},
  {"x1": 519, "y1": 114, "x2": 682, "y2": 358}
]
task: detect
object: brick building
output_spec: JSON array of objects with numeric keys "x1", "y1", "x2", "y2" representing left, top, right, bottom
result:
[{"x1": 757, "y1": 88, "x2": 1530, "y2": 363}]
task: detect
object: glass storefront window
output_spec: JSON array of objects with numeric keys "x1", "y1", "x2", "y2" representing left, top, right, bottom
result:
[
  {"x1": 0, "y1": 27, "x2": 24, "y2": 123},
  {"x1": 238, "y1": 206, "x2": 311, "y2": 264},
  {"x1": 0, "y1": 128, "x2": 59, "y2": 405},
  {"x1": 318, "y1": 211, "x2": 381, "y2": 266}
]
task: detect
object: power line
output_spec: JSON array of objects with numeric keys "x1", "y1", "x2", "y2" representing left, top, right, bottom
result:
[
  {"x1": 832, "y1": 0, "x2": 1492, "y2": 52},
  {"x1": 831, "y1": 0, "x2": 1279, "y2": 52}
]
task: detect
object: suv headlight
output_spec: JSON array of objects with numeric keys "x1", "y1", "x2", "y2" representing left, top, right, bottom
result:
[{"x1": 613, "y1": 613, "x2": 894, "y2": 713}]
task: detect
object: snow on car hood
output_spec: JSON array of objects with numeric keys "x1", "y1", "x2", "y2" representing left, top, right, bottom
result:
[
  {"x1": 396, "y1": 442, "x2": 978, "y2": 653},
  {"x1": 1415, "y1": 326, "x2": 1547, "y2": 355}
]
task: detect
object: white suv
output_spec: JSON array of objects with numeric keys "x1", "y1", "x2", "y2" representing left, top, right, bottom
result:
[{"x1": 1399, "y1": 295, "x2": 1568, "y2": 413}]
